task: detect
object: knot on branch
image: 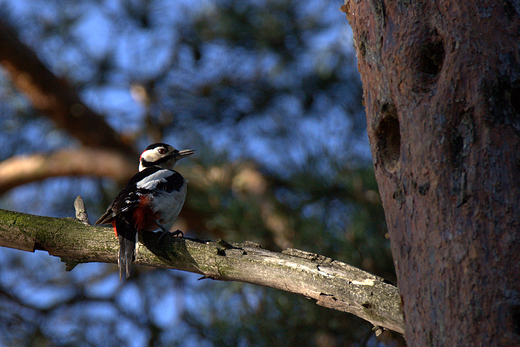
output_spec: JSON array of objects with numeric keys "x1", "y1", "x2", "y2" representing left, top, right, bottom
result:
[{"x1": 74, "y1": 196, "x2": 91, "y2": 225}]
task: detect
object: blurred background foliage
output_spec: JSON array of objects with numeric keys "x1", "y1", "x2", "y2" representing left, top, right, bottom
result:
[{"x1": 0, "y1": 0, "x2": 402, "y2": 346}]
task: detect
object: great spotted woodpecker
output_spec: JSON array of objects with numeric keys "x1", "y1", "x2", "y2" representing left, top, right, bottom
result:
[{"x1": 96, "y1": 143, "x2": 194, "y2": 280}]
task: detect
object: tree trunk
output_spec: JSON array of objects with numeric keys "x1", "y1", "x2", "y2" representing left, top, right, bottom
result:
[{"x1": 343, "y1": 0, "x2": 520, "y2": 345}]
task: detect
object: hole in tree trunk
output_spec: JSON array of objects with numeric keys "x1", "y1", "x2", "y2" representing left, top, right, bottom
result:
[
  {"x1": 418, "y1": 35, "x2": 445, "y2": 76},
  {"x1": 414, "y1": 28, "x2": 445, "y2": 89},
  {"x1": 375, "y1": 103, "x2": 401, "y2": 173}
]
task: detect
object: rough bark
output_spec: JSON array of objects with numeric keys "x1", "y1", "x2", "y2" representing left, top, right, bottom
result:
[
  {"x1": 343, "y1": 0, "x2": 520, "y2": 345},
  {"x1": 0, "y1": 208, "x2": 404, "y2": 334}
]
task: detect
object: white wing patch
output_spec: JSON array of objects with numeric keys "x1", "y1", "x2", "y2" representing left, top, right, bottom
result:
[{"x1": 136, "y1": 169, "x2": 174, "y2": 190}]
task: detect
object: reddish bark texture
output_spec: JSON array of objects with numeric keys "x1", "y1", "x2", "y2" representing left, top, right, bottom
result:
[{"x1": 345, "y1": 0, "x2": 520, "y2": 345}]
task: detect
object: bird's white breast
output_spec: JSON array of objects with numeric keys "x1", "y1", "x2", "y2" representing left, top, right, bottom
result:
[{"x1": 151, "y1": 182, "x2": 187, "y2": 231}]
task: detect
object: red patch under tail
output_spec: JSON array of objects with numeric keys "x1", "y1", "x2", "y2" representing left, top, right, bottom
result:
[{"x1": 112, "y1": 220, "x2": 118, "y2": 237}]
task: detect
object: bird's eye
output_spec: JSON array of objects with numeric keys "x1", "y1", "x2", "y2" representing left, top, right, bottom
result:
[{"x1": 158, "y1": 148, "x2": 166, "y2": 154}]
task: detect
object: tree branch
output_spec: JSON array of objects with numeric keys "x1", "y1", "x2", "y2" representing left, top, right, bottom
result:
[
  {"x1": 0, "y1": 148, "x2": 136, "y2": 194},
  {"x1": 0, "y1": 20, "x2": 135, "y2": 156},
  {"x1": 0, "y1": 207, "x2": 404, "y2": 334}
]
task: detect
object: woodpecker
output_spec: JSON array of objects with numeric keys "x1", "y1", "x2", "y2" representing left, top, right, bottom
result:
[{"x1": 96, "y1": 143, "x2": 194, "y2": 280}]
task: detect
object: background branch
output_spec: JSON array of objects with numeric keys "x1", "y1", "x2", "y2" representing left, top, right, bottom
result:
[
  {"x1": 0, "y1": 20, "x2": 135, "y2": 156},
  {"x1": 0, "y1": 149, "x2": 136, "y2": 194},
  {"x1": 0, "y1": 207, "x2": 404, "y2": 334}
]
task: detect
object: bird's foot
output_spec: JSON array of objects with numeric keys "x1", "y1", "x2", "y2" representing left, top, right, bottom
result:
[
  {"x1": 171, "y1": 229, "x2": 184, "y2": 237},
  {"x1": 155, "y1": 222, "x2": 184, "y2": 245}
]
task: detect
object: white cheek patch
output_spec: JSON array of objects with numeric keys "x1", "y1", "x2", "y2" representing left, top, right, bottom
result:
[{"x1": 136, "y1": 170, "x2": 174, "y2": 190}]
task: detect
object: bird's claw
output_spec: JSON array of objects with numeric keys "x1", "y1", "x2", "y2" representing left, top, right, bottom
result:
[
  {"x1": 155, "y1": 223, "x2": 184, "y2": 245},
  {"x1": 171, "y1": 229, "x2": 184, "y2": 237}
]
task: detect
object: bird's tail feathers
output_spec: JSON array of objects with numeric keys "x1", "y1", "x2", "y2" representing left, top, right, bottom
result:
[{"x1": 114, "y1": 219, "x2": 138, "y2": 281}]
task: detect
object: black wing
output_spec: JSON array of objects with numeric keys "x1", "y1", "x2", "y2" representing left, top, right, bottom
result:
[{"x1": 95, "y1": 167, "x2": 185, "y2": 225}]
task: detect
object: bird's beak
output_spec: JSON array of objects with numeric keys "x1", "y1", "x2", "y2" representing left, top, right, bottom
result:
[{"x1": 175, "y1": 149, "x2": 195, "y2": 159}]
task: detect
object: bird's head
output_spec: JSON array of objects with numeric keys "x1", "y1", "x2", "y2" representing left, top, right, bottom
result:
[{"x1": 139, "y1": 143, "x2": 194, "y2": 171}]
